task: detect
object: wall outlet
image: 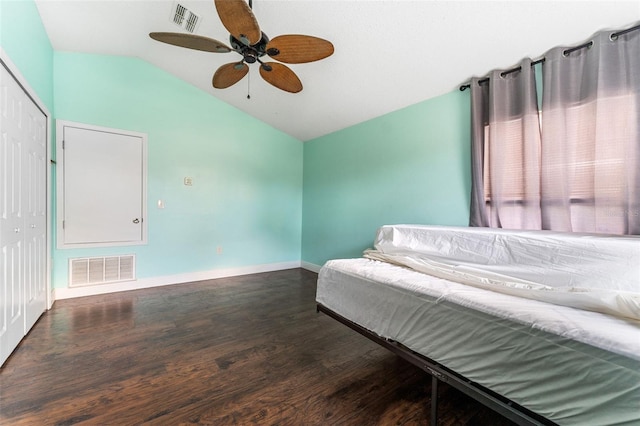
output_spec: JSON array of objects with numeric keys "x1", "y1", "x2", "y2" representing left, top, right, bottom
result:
[
  {"x1": 184, "y1": 177, "x2": 193, "y2": 186},
  {"x1": 216, "y1": 246, "x2": 223, "y2": 254}
]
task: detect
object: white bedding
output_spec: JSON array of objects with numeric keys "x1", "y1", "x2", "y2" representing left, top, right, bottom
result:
[
  {"x1": 316, "y1": 225, "x2": 640, "y2": 425},
  {"x1": 364, "y1": 225, "x2": 640, "y2": 320},
  {"x1": 317, "y1": 258, "x2": 640, "y2": 425}
]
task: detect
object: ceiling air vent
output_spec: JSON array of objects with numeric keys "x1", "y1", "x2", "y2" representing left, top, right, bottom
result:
[{"x1": 172, "y1": 3, "x2": 200, "y2": 34}]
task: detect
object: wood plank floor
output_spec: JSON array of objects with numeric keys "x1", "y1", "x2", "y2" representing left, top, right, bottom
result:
[{"x1": 0, "y1": 269, "x2": 516, "y2": 425}]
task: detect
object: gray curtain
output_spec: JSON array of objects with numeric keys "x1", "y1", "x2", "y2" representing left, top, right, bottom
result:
[
  {"x1": 468, "y1": 76, "x2": 489, "y2": 227},
  {"x1": 469, "y1": 58, "x2": 541, "y2": 229},
  {"x1": 470, "y1": 23, "x2": 640, "y2": 235},
  {"x1": 541, "y1": 26, "x2": 640, "y2": 234}
]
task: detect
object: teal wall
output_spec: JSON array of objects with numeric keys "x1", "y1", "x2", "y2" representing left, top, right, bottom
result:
[
  {"x1": 52, "y1": 52, "x2": 303, "y2": 288},
  {"x1": 3, "y1": 0, "x2": 474, "y2": 289},
  {"x1": 301, "y1": 91, "x2": 471, "y2": 266},
  {"x1": 0, "y1": 0, "x2": 54, "y2": 110}
]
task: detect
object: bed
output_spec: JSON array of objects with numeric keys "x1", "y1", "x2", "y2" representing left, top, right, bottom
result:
[{"x1": 316, "y1": 225, "x2": 640, "y2": 426}]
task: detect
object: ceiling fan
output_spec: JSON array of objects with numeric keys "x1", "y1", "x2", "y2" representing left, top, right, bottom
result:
[{"x1": 149, "y1": 0, "x2": 334, "y2": 94}]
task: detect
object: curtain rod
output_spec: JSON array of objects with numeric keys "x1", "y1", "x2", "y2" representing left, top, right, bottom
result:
[{"x1": 458, "y1": 23, "x2": 640, "y2": 92}]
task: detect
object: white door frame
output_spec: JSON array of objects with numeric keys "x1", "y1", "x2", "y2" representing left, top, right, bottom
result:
[{"x1": 1, "y1": 48, "x2": 53, "y2": 310}]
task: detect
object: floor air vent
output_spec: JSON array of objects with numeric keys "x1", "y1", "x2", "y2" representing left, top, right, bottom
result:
[
  {"x1": 69, "y1": 255, "x2": 135, "y2": 287},
  {"x1": 172, "y1": 3, "x2": 200, "y2": 33}
]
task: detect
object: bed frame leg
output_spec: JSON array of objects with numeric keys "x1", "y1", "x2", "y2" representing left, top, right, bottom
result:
[{"x1": 431, "y1": 375, "x2": 439, "y2": 425}]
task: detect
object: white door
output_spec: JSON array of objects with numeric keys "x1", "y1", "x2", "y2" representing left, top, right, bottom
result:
[
  {"x1": 0, "y1": 64, "x2": 26, "y2": 365},
  {"x1": 62, "y1": 125, "x2": 144, "y2": 246},
  {"x1": 0, "y1": 62, "x2": 48, "y2": 366},
  {"x1": 23, "y1": 90, "x2": 47, "y2": 329}
]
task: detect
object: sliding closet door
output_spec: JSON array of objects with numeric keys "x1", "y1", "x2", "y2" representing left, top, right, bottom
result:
[{"x1": 0, "y1": 62, "x2": 48, "y2": 367}]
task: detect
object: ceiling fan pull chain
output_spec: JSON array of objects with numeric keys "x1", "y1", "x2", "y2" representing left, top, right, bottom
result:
[{"x1": 247, "y1": 70, "x2": 251, "y2": 99}]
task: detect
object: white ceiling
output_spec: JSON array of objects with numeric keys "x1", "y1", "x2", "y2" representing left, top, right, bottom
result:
[{"x1": 35, "y1": 0, "x2": 639, "y2": 141}]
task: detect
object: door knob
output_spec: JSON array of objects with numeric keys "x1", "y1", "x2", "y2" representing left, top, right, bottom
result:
[
  {"x1": 14, "y1": 227, "x2": 20, "y2": 233},
  {"x1": 133, "y1": 218, "x2": 140, "y2": 224}
]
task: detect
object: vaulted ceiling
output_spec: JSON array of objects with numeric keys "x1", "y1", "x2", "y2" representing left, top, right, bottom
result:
[{"x1": 35, "y1": 0, "x2": 639, "y2": 141}]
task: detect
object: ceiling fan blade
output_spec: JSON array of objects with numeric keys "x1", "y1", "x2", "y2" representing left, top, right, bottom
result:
[
  {"x1": 266, "y1": 35, "x2": 334, "y2": 64},
  {"x1": 213, "y1": 62, "x2": 249, "y2": 89},
  {"x1": 214, "y1": 0, "x2": 261, "y2": 46},
  {"x1": 149, "y1": 32, "x2": 232, "y2": 53},
  {"x1": 259, "y1": 62, "x2": 303, "y2": 93}
]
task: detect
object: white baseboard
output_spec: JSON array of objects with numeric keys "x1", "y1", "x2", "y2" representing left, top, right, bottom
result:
[
  {"x1": 53, "y1": 261, "x2": 301, "y2": 300},
  {"x1": 301, "y1": 261, "x2": 322, "y2": 273}
]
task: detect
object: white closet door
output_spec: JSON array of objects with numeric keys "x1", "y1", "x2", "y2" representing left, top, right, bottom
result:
[
  {"x1": 0, "y1": 63, "x2": 47, "y2": 366},
  {"x1": 23, "y1": 89, "x2": 47, "y2": 329},
  {"x1": 0, "y1": 64, "x2": 25, "y2": 366}
]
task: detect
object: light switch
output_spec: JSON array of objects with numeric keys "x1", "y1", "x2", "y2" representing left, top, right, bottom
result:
[
  {"x1": 184, "y1": 177, "x2": 193, "y2": 186},
  {"x1": 157, "y1": 199, "x2": 165, "y2": 209}
]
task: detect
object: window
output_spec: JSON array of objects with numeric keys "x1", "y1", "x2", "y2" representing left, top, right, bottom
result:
[{"x1": 480, "y1": 93, "x2": 638, "y2": 234}]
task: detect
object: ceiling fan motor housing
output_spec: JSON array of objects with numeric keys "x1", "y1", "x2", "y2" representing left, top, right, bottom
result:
[{"x1": 231, "y1": 32, "x2": 270, "y2": 65}]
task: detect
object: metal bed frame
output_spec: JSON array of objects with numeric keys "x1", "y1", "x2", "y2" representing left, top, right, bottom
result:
[{"x1": 317, "y1": 303, "x2": 557, "y2": 426}]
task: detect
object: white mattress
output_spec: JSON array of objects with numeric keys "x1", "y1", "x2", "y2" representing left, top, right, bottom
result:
[
  {"x1": 367, "y1": 225, "x2": 640, "y2": 320},
  {"x1": 317, "y1": 258, "x2": 640, "y2": 426}
]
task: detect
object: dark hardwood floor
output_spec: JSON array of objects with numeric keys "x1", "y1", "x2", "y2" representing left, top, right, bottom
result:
[{"x1": 0, "y1": 269, "x2": 516, "y2": 425}]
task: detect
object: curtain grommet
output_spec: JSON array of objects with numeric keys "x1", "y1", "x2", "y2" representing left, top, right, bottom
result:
[{"x1": 563, "y1": 41, "x2": 594, "y2": 57}]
